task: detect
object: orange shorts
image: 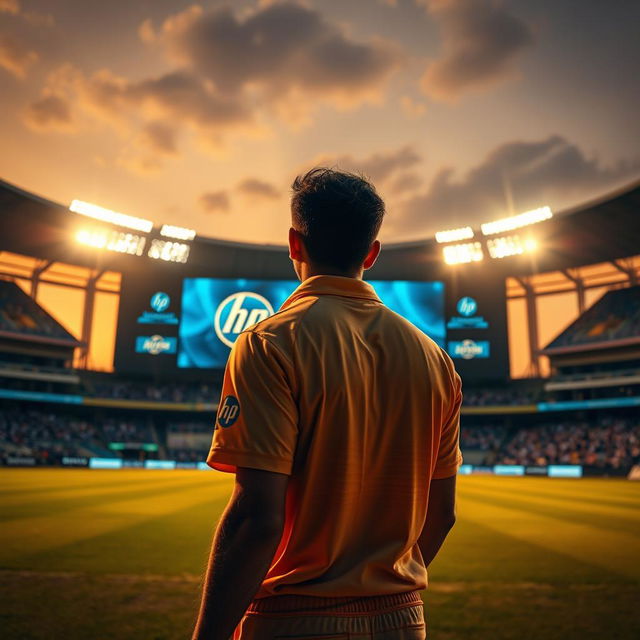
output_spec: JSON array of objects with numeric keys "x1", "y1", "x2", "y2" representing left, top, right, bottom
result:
[{"x1": 232, "y1": 590, "x2": 426, "y2": 640}]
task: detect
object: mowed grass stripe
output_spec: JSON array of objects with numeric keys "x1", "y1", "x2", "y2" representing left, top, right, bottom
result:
[
  {"x1": 457, "y1": 492, "x2": 640, "y2": 580},
  {"x1": 460, "y1": 485, "x2": 640, "y2": 538},
  {"x1": 429, "y1": 513, "x2": 615, "y2": 584},
  {"x1": 0, "y1": 476, "x2": 231, "y2": 565},
  {"x1": 0, "y1": 474, "x2": 230, "y2": 522},
  {"x1": 461, "y1": 476, "x2": 640, "y2": 503},
  {"x1": 460, "y1": 481, "x2": 640, "y2": 512},
  {"x1": 0, "y1": 469, "x2": 213, "y2": 498},
  {"x1": 17, "y1": 493, "x2": 231, "y2": 575}
]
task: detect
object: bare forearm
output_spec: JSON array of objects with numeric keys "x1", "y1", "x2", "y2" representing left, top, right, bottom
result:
[
  {"x1": 192, "y1": 508, "x2": 283, "y2": 640},
  {"x1": 418, "y1": 518, "x2": 455, "y2": 569}
]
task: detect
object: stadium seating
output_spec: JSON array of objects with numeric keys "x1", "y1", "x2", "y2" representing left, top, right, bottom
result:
[
  {"x1": 2, "y1": 398, "x2": 639, "y2": 474},
  {"x1": 468, "y1": 418, "x2": 640, "y2": 471},
  {"x1": 545, "y1": 285, "x2": 640, "y2": 350},
  {"x1": 0, "y1": 280, "x2": 77, "y2": 342}
]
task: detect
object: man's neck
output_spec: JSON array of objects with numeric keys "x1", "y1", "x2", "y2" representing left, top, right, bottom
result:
[{"x1": 300, "y1": 264, "x2": 363, "y2": 281}]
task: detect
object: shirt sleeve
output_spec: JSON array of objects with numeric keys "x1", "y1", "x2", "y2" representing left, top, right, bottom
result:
[
  {"x1": 207, "y1": 330, "x2": 298, "y2": 476},
  {"x1": 432, "y1": 361, "x2": 464, "y2": 480}
]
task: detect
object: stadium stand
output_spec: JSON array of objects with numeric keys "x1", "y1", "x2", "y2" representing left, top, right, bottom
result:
[
  {"x1": 487, "y1": 418, "x2": 640, "y2": 471},
  {"x1": 2, "y1": 394, "x2": 639, "y2": 475},
  {"x1": 0, "y1": 407, "x2": 101, "y2": 464},
  {"x1": 0, "y1": 280, "x2": 80, "y2": 346},
  {"x1": 544, "y1": 286, "x2": 640, "y2": 352}
]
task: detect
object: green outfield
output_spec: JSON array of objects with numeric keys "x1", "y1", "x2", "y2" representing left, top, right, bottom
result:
[{"x1": 1, "y1": 469, "x2": 638, "y2": 640}]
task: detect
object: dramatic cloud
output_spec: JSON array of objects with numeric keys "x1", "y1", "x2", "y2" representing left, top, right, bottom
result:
[
  {"x1": 0, "y1": 32, "x2": 37, "y2": 77},
  {"x1": 237, "y1": 178, "x2": 280, "y2": 200},
  {"x1": 150, "y1": 2, "x2": 400, "y2": 109},
  {"x1": 389, "y1": 171, "x2": 423, "y2": 194},
  {"x1": 81, "y1": 68, "x2": 251, "y2": 131},
  {"x1": 140, "y1": 121, "x2": 178, "y2": 156},
  {"x1": 400, "y1": 95, "x2": 427, "y2": 118},
  {"x1": 23, "y1": 2, "x2": 400, "y2": 173},
  {"x1": 0, "y1": 0, "x2": 19, "y2": 15},
  {"x1": 26, "y1": 64, "x2": 255, "y2": 148},
  {"x1": 395, "y1": 135, "x2": 640, "y2": 236},
  {"x1": 23, "y1": 93, "x2": 73, "y2": 130},
  {"x1": 199, "y1": 190, "x2": 230, "y2": 213},
  {"x1": 0, "y1": 0, "x2": 54, "y2": 78},
  {"x1": 420, "y1": 0, "x2": 533, "y2": 101},
  {"x1": 115, "y1": 122, "x2": 181, "y2": 175},
  {"x1": 311, "y1": 145, "x2": 423, "y2": 188}
]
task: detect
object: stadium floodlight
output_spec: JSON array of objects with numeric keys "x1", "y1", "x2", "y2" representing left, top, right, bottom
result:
[
  {"x1": 147, "y1": 239, "x2": 190, "y2": 263},
  {"x1": 481, "y1": 206, "x2": 552, "y2": 236},
  {"x1": 435, "y1": 226, "x2": 474, "y2": 244},
  {"x1": 76, "y1": 229, "x2": 107, "y2": 249},
  {"x1": 70, "y1": 200, "x2": 153, "y2": 233},
  {"x1": 443, "y1": 242, "x2": 484, "y2": 265},
  {"x1": 487, "y1": 234, "x2": 537, "y2": 259},
  {"x1": 76, "y1": 228, "x2": 147, "y2": 256},
  {"x1": 160, "y1": 224, "x2": 196, "y2": 241}
]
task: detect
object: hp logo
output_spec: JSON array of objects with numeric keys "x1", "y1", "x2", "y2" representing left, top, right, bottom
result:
[
  {"x1": 218, "y1": 395, "x2": 240, "y2": 428},
  {"x1": 214, "y1": 292, "x2": 274, "y2": 348},
  {"x1": 457, "y1": 296, "x2": 477, "y2": 317},
  {"x1": 150, "y1": 291, "x2": 170, "y2": 313}
]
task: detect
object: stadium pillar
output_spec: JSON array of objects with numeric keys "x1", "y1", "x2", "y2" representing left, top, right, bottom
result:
[
  {"x1": 30, "y1": 259, "x2": 53, "y2": 298},
  {"x1": 611, "y1": 259, "x2": 638, "y2": 286},
  {"x1": 562, "y1": 269, "x2": 585, "y2": 314},
  {"x1": 79, "y1": 270, "x2": 104, "y2": 369},
  {"x1": 516, "y1": 276, "x2": 540, "y2": 377}
]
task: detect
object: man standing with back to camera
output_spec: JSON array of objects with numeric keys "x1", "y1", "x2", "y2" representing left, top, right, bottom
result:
[{"x1": 192, "y1": 168, "x2": 463, "y2": 640}]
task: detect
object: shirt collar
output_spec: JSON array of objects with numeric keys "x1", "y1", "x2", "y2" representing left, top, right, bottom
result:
[{"x1": 280, "y1": 275, "x2": 381, "y2": 310}]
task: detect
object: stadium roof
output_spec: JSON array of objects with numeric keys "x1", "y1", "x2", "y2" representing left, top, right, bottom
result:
[{"x1": 1, "y1": 177, "x2": 639, "y2": 281}]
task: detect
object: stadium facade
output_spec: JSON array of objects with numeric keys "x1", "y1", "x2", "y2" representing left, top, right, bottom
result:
[{"x1": 1, "y1": 177, "x2": 639, "y2": 477}]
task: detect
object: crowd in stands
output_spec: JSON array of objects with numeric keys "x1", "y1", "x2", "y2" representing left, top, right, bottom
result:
[
  {"x1": 470, "y1": 418, "x2": 640, "y2": 470},
  {"x1": 88, "y1": 381, "x2": 220, "y2": 404},
  {"x1": 167, "y1": 421, "x2": 211, "y2": 433},
  {"x1": 2, "y1": 402, "x2": 639, "y2": 473},
  {"x1": 84, "y1": 379, "x2": 544, "y2": 407},
  {"x1": 168, "y1": 449, "x2": 206, "y2": 463},
  {"x1": 462, "y1": 388, "x2": 536, "y2": 406},
  {"x1": 460, "y1": 426, "x2": 506, "y2": 451},
  {"x1": 0, "y1": 408, "x2": 159, "y2": 464},
  {"x1": 101, "y1": 418, "x2": 155, "y2": 444},
  {"x1": 88, "y1": 383, "x2": 540, "y2": 407},
  {"x1": 0, "y1": 409, "x2": 99, "y2": 463},
  {"x1": 166, "y1": 421, "x2": 211, "y2": 463}
]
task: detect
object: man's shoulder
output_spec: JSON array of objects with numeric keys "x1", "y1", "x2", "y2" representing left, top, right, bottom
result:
[
  {"x1": 380, "y1": 303, "x2": 443, "y2": 347},
  {"x1": 238, "y1": 295, "x2": 318, "y2": 349}
]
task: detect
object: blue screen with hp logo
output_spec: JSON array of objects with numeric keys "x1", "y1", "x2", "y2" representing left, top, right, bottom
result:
[{"x1": 178, "y1": 278, "x2": 445, "y2": 368}]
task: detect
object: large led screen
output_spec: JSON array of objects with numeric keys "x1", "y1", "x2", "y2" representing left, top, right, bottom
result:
[{"x1": 178, "y1": 278, "x2": 445, "y2": 368}]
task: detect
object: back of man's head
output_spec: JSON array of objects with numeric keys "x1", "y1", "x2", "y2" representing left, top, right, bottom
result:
[{"x1": 291, "y1": 168, "x2": 385, "y2": 273}]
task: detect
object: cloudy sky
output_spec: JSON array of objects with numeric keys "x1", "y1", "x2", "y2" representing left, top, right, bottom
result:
[{"x1": 1, "y1": 0, "x2": 639, "y2": 245}]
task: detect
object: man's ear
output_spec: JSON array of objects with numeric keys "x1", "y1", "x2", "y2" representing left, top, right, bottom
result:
[
  {"x1": 289, "y1": 227, "x2": 304, "y2": 261},
  {"x1": 363, "y1": 239, "x2": 381, "y2": 270}
]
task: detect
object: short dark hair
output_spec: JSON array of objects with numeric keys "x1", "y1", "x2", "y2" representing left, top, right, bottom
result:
[{"x1": 291, "y1": 167, "x2": 385, "y2": 272}]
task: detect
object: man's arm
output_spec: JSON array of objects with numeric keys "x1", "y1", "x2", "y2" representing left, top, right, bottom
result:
[
  {"x1": 192, "y1": 467, "x2": 289, "y2": 640},
  {"x1": 417, "y1": 474, "x2": 457, "y2": 568}
]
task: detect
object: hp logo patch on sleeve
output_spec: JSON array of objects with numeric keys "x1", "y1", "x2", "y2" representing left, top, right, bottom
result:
[{"x1": 217, "y1": 395, "x2": 241, "y2": 428}]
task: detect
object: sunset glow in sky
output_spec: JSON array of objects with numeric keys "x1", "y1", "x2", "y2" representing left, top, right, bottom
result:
[{"x1": 1, "y1": 0, "x2": 639, "y2": 245}]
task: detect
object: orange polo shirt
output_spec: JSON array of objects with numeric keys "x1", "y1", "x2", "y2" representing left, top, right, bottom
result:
[{"x1": 207, "y1": 275, "x2": 463, "y2": 598}]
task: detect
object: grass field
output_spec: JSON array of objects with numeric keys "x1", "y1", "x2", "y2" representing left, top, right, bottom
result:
[{"x1": 1, "y1": 469, "x2": 639, "y2": 640}]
